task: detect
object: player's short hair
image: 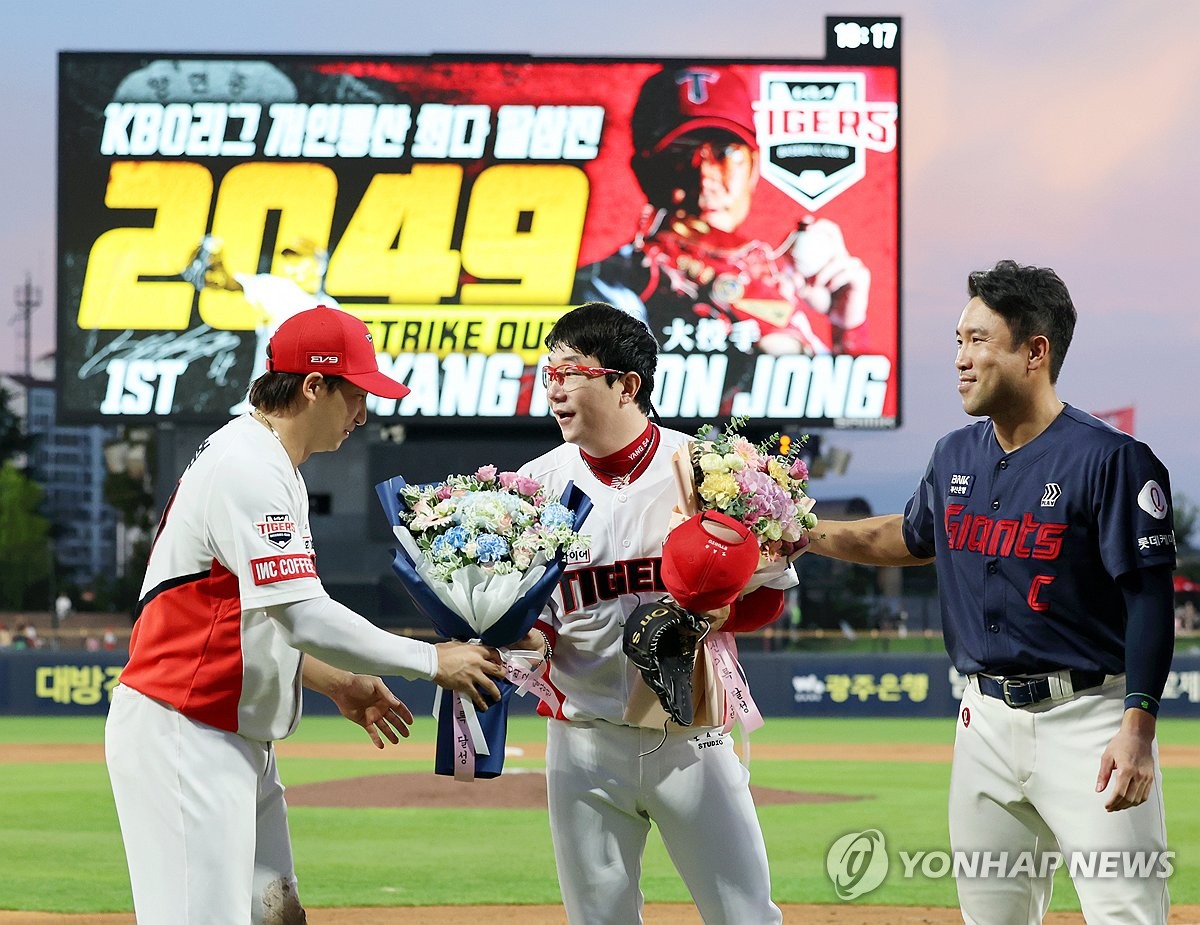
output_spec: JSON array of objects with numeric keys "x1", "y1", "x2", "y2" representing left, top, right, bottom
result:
[
  {"x1": 545, "y1": 302, "x2": 659, "y2": 415},
  {"x1": 248, "y1": 368, "x2": 346, "y2": 414},
  {"x1": 967, "y1": 259, "x2": 1077, "y2": 383}
]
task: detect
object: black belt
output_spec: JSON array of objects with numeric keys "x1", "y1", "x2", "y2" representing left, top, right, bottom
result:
[{"x1": 976, "y1": 669, "x2": 1108, "y2": 708}]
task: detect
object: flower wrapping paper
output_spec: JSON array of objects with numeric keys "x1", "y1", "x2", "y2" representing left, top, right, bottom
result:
[{"x1": 376, "y1": 474, "x2": 592, "y2": 778}]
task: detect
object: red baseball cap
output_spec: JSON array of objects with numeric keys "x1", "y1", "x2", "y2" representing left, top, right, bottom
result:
[
  {"x1": 632, "y1": 66, "x2": 758, "y2": 156},
  {"x1": 267, "y1": 305, "x2": 410, "y2": 399},
  {"x1": 661, "y1": 510, "x2": 761, "y2": 612}
]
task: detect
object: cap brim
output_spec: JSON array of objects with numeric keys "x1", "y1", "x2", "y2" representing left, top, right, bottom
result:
[
  {"x1": 345, "y1": 370, "x2": 411, "y2": 400},
  {"x1": 674, "y1": 587, "x2": 741, "y2": 612},
  {"x1": 653, "y1": 118, "x2": 758, "y2": 153}
]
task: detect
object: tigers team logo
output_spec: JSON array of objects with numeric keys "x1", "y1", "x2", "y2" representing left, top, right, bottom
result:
[
  {"x1": 254, "y1": 512, "x2": 296, "y2": 549},
  {"x1": 754, "y1": 71, "x2": 897, "y2": 209}
]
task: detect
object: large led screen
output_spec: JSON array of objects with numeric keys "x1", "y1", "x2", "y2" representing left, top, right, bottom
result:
[{"x1": 58, "y1": 16, "x2": 901, "y2": 428}]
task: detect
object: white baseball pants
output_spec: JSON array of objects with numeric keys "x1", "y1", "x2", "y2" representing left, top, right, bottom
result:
[
  {"x1": 546, "y1": 718, "x2": 782, "y2": 924},
  {"x1": 105, "y1": 684, "x2": 305, "y2": 924},
  {"x1": 950, "y1": 676, "x2": 1169, "y2": 924}
]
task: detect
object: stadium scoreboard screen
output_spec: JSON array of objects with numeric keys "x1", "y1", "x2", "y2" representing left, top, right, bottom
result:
[{"x1": 57, "y1": 16, "x2": 901, "y2": 429}]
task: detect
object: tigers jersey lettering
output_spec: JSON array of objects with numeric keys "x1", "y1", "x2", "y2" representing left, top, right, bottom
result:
[
  {"x1": 558, "y1": 557, "x2": 666, "y2": 611},
  {"x1": 519, "y1": 427, "x2": 690, "y2": 724}
]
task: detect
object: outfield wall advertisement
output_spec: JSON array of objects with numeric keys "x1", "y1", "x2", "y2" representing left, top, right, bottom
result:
[{"x1": 7, "y1": 650, "x2": 1200, "y2": 718}]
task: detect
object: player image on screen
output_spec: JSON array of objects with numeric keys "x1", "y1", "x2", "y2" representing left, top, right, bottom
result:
[
  {"x1": 573, "y1": 65, "x2": 872, "y2": 408},
  {"x1": 183, "y1": 236, "x2": 338, "y2": 414}
]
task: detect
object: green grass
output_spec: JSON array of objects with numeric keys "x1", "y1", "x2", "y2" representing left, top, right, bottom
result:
[{"x1": 0, "y1": 715, "x2": 1196, "y2": 913}]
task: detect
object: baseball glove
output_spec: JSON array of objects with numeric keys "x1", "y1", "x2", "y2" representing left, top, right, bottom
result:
[{"x1": 623, "y1": 597, "x2": 710, "y2": 726}]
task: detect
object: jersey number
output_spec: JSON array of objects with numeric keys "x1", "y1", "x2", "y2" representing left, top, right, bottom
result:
[{"x1": 1027, "y1": 575, "x2": 1055, "y2": 612}]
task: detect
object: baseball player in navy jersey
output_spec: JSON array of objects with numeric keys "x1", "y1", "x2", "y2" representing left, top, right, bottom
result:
[
  {"x1": 512, "y1": 301, "x2": 790, "y2": 924},
  {"x1": 809, "y1": 260, "x2": 1175, "y2": 924},
  {"x1": 104, "y1": 305, "x2": 505, "y2": 925}
]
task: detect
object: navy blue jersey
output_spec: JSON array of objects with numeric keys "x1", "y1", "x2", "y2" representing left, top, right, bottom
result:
[{"x1": 902, "y1": 404, "x2": 1176, "y2": 677}]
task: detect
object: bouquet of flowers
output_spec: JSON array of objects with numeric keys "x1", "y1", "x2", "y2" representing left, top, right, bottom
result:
[
  {"x1": 678, "y1": 416, "x2": 818, "y2": 583},
  {"x1": 376, "y1": 466, "x2": 592, "y2": 780},
  {"x1": 629, "y1": 417, "x2": 818, "y2": 738}
]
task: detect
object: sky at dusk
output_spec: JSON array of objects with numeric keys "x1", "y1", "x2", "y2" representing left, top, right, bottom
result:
[{"x1": 4, "y1": 0, "x2": 1197, "y2": 518}]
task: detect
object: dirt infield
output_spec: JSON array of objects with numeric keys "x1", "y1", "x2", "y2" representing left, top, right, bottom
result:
[
  {"x1": 8, "y1": 739, "x2": 1200, "y2": 768},
  {"x1": 286, "y1": 767, "x2": 865, "y2": 809}
]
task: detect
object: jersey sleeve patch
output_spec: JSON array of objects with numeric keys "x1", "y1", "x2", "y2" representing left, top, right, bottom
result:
[
  {"x1": 253, "y1": 513, "x2": 298, "y2": 549},
  {"x1": 1137, "y1": 480, "x2": 1170, "y2": 520},
  {"x1": 249, "y1": 554, "x2": 318, "y2": 585},
  {"x1": 1137, "y1": 532, "x2": 1176, "y2": 556}
]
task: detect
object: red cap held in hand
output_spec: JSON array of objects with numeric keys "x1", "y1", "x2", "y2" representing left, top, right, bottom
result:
[
  {"x1": 661, "y1": 510, "x2": 761, "y2": 612},
  {"x1": 267, "y1": 305, "x2": 410, "y2": 399}
]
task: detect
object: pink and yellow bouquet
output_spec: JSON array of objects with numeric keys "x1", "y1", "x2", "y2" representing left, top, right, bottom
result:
[{"x1": 675, "y1": 416, "x2": 818, "y2": 574}]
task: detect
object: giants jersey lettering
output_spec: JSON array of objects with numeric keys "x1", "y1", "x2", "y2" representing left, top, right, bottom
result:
[
  {"x1": 902, "y1": 405, "x2": 1175, "y2": 677},
  {"x1": 943, "y1": 508, "x2": 1067, "y2": 560},
  {"x1": 119, "y1": 415, "x2": 327, "y2": 741},
  {"x1": 519, "y1": 428, "x2": 691, "y2": 724}
]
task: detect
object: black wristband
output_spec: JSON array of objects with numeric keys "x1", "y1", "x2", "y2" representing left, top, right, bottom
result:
[{"x1": 1124, "y1": 692, "x2": 1160, "y2": 716}]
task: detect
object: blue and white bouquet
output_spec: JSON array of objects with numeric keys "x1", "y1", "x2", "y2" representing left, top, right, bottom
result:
[{"x1": 376, "y1": 466, "x2": 592, "y2": 780}]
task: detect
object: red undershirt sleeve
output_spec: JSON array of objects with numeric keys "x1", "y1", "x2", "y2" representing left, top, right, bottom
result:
[{"x1": 722, "y1": 586, "x2": 786, "y2": 633}]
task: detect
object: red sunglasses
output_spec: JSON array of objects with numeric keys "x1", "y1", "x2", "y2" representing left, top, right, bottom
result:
[{"x1": 541, "y1": 364, "x2": 626, "y2": 388}]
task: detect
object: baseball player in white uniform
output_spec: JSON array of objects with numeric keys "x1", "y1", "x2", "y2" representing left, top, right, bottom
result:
[
  {"x1": 515, "y1": 302, "x2": 788, "y2": 925},
  {"x1": 105, "y1": 305, "x2": 505, "y2": 925}
]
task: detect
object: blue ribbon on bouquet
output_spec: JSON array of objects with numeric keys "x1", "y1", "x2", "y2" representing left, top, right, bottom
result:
[{"x1": 375, "y1": 475, "x2": 592, "y2": 779}]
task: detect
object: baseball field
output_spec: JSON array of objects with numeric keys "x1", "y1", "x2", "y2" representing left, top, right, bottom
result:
[{"x1": 2, "y1": 714, "x2": 1199, "y2": 923}]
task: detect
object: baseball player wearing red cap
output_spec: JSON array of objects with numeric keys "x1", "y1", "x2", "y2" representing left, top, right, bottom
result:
[
  {"x1": 514, "y1": 302, "x2": 790, "y2": 924},
  {"x1": 574, "y1": 65, "x2": 872, "y2": 383},
  {"x1": 105, "y1": 305, "x2": 506, "y2": 925},
  {"x1": 808, "y1": 262, "x2": 1175, "y2": 923}
]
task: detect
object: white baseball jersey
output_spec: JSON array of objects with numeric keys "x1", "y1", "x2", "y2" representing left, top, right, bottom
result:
[
  {"x1": 120, "y1": 414, "x2": 325, "y2": 741},
  {"x1": 521, "y1": 426, "x2": 782, "y2": 925},
  {"x1": 519, "y1": 426, "x2": 689, "y2": 724},
  {"x1": 110, "y1": 414, "x2": 441, "y2": 923}
]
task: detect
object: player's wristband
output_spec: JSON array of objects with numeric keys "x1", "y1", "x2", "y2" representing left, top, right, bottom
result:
[
  {"x1": 1124, "y1": 692, "x2": 1160, "y2": 716},
  {"x1": 532, "y1": 628, "x2": 553, "y2": 662}
]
